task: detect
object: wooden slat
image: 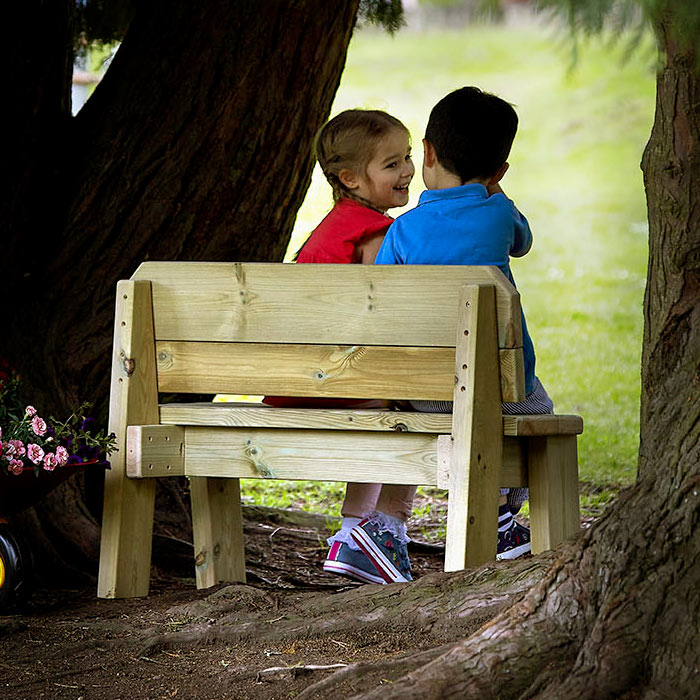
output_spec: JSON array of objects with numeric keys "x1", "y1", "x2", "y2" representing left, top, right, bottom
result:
[
  {"x1": 191, "y1": 428, "x2": 438, "y2": 483},
  {"x1": 126, "y1": 424, "x2": 528, "y2": 486},
  {"x1": 155, "y1": 341, "x2": 523, "y2": 402},
  {"x1": 158, "y1": 403, "x2": 583, "y2": 437},
  {"x1": 156, "y1": 341, "x2": 455, "y2": 400},
  {"x1": 437, "y1": 435, "x2": 527, "y2": 489},
  {"x1": 131, "y1": 262, "x2": 523, "y2": 349},
  {"x1": 499, "y1": 348, "x2": 526, "y2": 402},
  {"x1": 160, "y1": 403, "x2": 454, "y2": 433},
  {"x1": 502, "y1": 414, "x2": 583, "y2": 436}
]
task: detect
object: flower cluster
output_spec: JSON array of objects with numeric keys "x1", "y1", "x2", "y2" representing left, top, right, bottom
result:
[{"x1": 0, "y1": 362, "x2": 116, "y2": 477}]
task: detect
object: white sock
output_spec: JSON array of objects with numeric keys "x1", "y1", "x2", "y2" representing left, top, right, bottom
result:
[
  {"x1": 365, "y1": 510, "x2": 410, "y2": 544},
  {"x1": 327, "y1": 517, "x2": 364, "y2": 550}
]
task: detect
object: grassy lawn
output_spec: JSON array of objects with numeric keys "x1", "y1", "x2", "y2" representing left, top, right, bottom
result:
[{"x1": 241, "y1": 21, "x2": 656, "y2": 520}]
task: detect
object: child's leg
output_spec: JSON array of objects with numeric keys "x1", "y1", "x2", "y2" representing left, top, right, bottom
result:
[
  {"x1": 349, "y1": 484, "x2": 417, "y2": 584},
  {"x1": 373, "y1": 484, "x2": 417, "y2": 522},
  {"x1": 329, "y1": 482, "x2": 381, "y2": 547},
  {"x1": 323, "y1": 482, "x2": 386, "y2": 585},
  {"x1": 341, "y1": 482, "x2": 383, "y2": 519}
]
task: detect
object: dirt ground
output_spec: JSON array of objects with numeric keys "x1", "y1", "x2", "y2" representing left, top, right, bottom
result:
[{"x1": 0, "y1": 496, "x2": 466, "y2": 700}]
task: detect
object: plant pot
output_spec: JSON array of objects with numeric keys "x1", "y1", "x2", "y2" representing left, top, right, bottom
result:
[{"x1": 0, "y1": 463, "x2": 92, "y2": 517}]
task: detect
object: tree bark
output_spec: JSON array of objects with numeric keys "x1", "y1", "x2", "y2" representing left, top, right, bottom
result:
[
  {"x1": 3, "y1": 0, "x2": 359, "y2": 417},
  {"x1": 1, "y1": 0, "x2": 360, "y2": 579}
]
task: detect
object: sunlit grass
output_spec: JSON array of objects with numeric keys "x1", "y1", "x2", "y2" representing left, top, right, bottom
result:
[{"x1": 241, "y1": 20, "x2": 656, "y2": 514}]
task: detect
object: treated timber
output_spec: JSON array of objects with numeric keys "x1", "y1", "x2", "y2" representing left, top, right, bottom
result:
[
  {"x1": 158, "y1": 403, "x2": 584, "y2": 436},
  {"x1": 125, "y1": 424, "x2": 528, "y2": 487},
  {"x1": 98, "y1": 281, "x2": 159, "y2": 599},
  {"x1": 155, "y1": 342, "x2": 525, "y2": 403},
  {"x1": 445, "y1": 285, "x2": 502, "y2": 570},
  {"x1": 131, "y1": 261, "x2": 524, "y2": 349}
]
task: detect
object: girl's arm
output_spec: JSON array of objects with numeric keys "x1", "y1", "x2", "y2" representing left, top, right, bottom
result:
[{"x1": 356, "y1": 231, "x2": 386, "y2": 264}]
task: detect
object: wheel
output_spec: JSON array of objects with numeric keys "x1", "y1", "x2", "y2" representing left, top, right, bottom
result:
[{"x1": 0, "y1": 523, "x2": 33, "y2": 611}]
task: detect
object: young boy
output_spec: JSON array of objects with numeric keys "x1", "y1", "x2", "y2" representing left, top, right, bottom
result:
[{"x1": 373, "y1": 86, "x2": 553, "y2": 559}]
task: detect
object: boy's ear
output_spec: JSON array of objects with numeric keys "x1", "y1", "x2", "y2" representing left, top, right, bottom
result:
[
  {"x1": 489, "y1": 161, "x2": 509, "y2": 185},
  {"x1": 338, "y1": 168, "x2": 359, "y2": 190},
  {"x1": 422, "y1": 138, "x2": 437, "y2": 168}
]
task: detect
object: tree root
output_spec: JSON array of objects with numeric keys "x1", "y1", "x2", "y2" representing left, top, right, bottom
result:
[
  {"x1": 136, "y1": 554, "x2": 552, "y2": 658},
  {"x1": 293, "y1": 643, "x2": 456, "y2": 700}
]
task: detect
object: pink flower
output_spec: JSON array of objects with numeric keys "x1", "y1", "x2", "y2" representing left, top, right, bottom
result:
[
  {"x1": 43, "y1": 452, "x2": 58, "y2": 471},
  {"x1": 9, "y1": 459, "x2": 24, "y2": 475},
  {"x1": 25, "y1": 405, "x2": 37, "y2": 417},
  {"x1": 31, "y1": 415, "x2": 47, "y2": 436},
  {"x1": 9, "y1": 440, "x2": 26, "y2": 457},
  {"x1": 27, "y1": 443, "x2": 44, "y2": 464},
  {"x1": 56, "y1": 445, "x2": 69, "y2": 466},
  {"x1": 3, "y1": 442, "x2": 16, "y2": 458}
]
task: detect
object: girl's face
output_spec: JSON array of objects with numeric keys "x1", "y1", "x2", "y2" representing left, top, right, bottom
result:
[{"x1": 352, "y1": 129, "x2": 414, "y2": 212}]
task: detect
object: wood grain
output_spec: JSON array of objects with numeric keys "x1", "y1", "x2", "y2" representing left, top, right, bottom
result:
[{"x1": 132, "y1": 262, "x2": 523, "y2": 349}]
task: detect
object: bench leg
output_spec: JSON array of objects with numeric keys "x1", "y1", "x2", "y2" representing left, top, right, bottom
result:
[
  {"x1": 190, "y1": 477, "x2": 246, "y2": 588},
  {"x1": 445, "y1": 284, "x2": 502, "y2": 571},
  {"x1": 98, "y1": 469, "x2": 156, "y2": 598},
  {"x1": 98, "y1": 280, "x2": 159, "y2": 599},
  {"x1": 528, "y1": 435, "x2": 580, "y2": 554}
]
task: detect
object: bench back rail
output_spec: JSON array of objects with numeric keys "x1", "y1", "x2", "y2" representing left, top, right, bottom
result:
[{"x1": 132, "y1": 262, "x2": 526, "y2": 402}]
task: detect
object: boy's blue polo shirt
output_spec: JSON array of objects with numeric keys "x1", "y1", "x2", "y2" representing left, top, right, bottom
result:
[{"x1": 375, "y1": 183, "x2": 537, "y2": 395}]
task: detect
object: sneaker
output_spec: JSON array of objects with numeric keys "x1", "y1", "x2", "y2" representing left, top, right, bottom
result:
[
  {"x1": 350, "y1": 518, "x2": 412, "y2": 584},
  {"x1": 323, "y1": 541, "x2": 386, "y2": 585},
  {"x1": 497, "y1": 520, "x2": 531, "y2": 560}
]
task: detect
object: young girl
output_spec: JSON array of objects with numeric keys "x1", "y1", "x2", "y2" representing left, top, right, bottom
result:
[{"x1": 264, "y1": 110, "x2": 416, "y2": 585}]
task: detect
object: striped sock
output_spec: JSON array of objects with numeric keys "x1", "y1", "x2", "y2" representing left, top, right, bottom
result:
[{"x1": 498, "y1": 503, "x2": 514, "y2": 533}]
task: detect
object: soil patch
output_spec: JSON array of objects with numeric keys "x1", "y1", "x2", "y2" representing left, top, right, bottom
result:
[{"x1": 0, "y1": 500, "x2": 460, "y2": 700}]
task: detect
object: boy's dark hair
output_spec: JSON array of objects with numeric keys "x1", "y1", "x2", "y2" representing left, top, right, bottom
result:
[{"x1": 425, "y1": 86, "x2": 518, "y2": 184}]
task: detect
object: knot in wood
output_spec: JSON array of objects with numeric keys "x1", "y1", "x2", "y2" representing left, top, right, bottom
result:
[{"x1": 120, "y1": 352, "x2": 136, "y2": 377}]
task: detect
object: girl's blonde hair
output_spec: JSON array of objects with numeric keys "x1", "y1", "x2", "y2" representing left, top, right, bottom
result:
[{"x1": 314, "y1": 109, "x2": 409, "y2": 204}]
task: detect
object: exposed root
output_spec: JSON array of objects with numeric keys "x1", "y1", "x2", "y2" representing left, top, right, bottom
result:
[
  {"x1": 136, "y1": 555, "x2": 552, "y2": 658},
  {"x1": 294, "y1": 643, "x2": 456, "y2": 700}
]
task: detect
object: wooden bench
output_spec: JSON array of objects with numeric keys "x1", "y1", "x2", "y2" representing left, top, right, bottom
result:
[{"x1": 98, "y1": 262, "x2": 582, "y2": 598}]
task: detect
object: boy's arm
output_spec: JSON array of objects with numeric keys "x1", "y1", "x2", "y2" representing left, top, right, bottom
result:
[{"x1": 490, "y1": 185, "x2": 532, "y2": 257}]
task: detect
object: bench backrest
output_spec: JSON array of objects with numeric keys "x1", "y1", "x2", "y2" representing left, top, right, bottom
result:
[{"x1": 131, "y1": 262, "x2": 525, "y2": 402}]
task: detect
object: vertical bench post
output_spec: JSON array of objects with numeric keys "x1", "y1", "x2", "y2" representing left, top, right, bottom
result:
[
  {"x1": 445, "y1": 284, "x2": 502, "y2": 570},
  {"x1": 98, "y1": 280, "x2": 158, "y2": 598},
  {"x1": 190, "y1": 476, "x2": 247, "y2": 588},
  {"x1": 528, "y1": 435, "x2": 581, "y2": 553}
]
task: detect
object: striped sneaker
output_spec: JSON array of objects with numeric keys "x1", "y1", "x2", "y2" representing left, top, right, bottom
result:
[
  {"x1": 497, "y1": 520, "x2": 531, "y2": 560},
  {"x1": 350, "y1": 518, "x2": 412, "y2": 584},
  {"x1": 323, "y1": 541, "x2": 386, "y2": 585}
]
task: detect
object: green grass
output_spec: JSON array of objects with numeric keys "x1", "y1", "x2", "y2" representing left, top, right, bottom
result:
[{"x1": 242, "y1": 21, "x2": 657, "y2": 516}]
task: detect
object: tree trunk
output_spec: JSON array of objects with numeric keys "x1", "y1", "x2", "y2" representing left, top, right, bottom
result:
[
  {"x1": 3, "y1": 0, "x2": 359, "y2": 416},
  {"x1": 1, "y1": 0, "x2": 360, "y2": 580}
]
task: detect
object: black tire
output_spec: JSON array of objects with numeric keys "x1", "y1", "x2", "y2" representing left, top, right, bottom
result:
[{"x1": 0, "y1": 523, "x2": 33, "y2": 612}]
